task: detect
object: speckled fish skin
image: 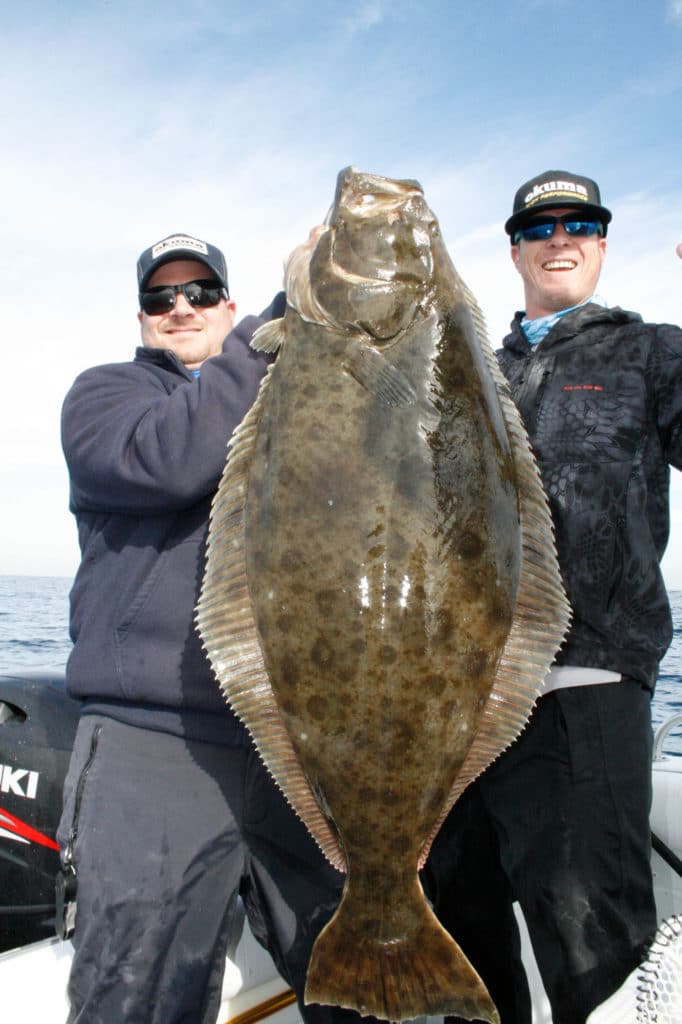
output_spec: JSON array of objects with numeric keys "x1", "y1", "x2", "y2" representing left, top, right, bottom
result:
[{"x1": 197, "y1": 168, "x2": 570, "y2": 1024}]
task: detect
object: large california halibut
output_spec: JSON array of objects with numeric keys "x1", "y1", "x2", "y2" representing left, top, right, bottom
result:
[{"x1": 197, "y1": 168, "x2": 570, "y2": 1023}]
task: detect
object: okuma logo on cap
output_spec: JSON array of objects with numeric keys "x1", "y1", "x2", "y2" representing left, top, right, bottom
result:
[
  {"x1": 151, "y1": 235, "x2": 209, "y2": 259},
  {"x1": 525, "y1": 180, "x2": 589, "y2": 207}
]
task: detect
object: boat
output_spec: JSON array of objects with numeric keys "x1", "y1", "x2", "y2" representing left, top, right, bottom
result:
[{"x1": 1, "y1": 670, "x2": 680, "y2": 1023}]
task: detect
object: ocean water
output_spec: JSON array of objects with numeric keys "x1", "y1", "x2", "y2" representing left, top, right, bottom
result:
[{"x1": 0, "y1": 575, "x2": 681, "y2": 756}]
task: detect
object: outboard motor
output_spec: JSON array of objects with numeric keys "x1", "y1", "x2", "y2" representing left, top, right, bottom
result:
[{"x1": 0, "y1": 672, "x2": 79, "y2": 952}]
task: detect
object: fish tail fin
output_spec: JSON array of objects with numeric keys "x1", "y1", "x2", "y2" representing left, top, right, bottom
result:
[{"x1": 305, "y1": 878, "x2": 499, "y2": 1023}]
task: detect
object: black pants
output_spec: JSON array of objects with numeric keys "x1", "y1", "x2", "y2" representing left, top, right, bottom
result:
[
  {"x1": 57, "y1": 715, "x2": 371, "y2": 1024},
  {"x1": 423, "y1": 681, "x2": 657, "y2": 1024}
]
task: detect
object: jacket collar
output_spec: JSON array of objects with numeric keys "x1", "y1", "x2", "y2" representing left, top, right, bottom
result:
[
  {"x1": 503, "y1": 303, "x2": 641, "y2": 355},
  {"x1": 134, "y1": 346, "x2": 195, "y2": 379}
]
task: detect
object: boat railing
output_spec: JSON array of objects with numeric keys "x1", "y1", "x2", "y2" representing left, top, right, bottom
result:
[{"x1": 653, "y1": 713, "x2": 682, "y2": 762}]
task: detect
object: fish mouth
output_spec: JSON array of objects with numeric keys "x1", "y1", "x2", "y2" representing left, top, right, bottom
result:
[
  {"x1": 333, "y1": 166, "x2": 424, "y2": 214},
  {"x1": 542, "y1": 259, "x2": 577, "y2": 271}
]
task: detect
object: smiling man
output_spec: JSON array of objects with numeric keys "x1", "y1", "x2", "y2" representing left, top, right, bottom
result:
[
  {"x1": 425, "y1": 172, "x2": 682, "y2": 1024},
  {"x1": 137, "y1": 251, "x2": 237, "y2": 369},
  {"x1": 57, "y1": 234, "x2": 373, "y2": 1024},
  {"x1": 508, "y1": 181, "x2": 608, "y2": 319}
]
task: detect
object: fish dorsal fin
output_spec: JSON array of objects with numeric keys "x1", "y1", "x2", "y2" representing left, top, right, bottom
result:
[
  {"x1": 419, "y1": 284, "x2": 571, "y2": 868},
  {"x1": 195, "y1": 364, "x2": 347, "y2": 872}
]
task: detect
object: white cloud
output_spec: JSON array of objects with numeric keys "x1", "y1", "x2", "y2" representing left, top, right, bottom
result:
[
  {"x1": 340, "y1": 0, "x2": 389, "y2": 37},
  {"x1": 668, "y1": 0, "x2": 682, "y2": 23}
]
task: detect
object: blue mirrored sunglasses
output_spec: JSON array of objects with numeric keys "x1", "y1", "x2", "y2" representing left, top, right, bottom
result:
[{"x1": 513, "y1": 214, "x2": 604, "y2": 244}]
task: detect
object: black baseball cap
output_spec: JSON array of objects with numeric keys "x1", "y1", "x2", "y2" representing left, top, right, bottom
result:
[
  {"x1": 137, "y1": 233, "x2": 229, "y2": 294},
  {"x1": 505, "y1": 170, "x2": 612, "y2": 239}
]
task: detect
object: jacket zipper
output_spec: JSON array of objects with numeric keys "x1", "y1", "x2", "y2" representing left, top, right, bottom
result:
[
  {"x1": 513, "y1": 352, "x2": 551, "y2": 437},
  {"x1": 63, "y1": 723, "x2": 102, "y2": 870}
]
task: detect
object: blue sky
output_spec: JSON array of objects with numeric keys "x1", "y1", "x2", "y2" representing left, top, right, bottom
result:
[{"x1": 2, "y1": 0, "x2": 681, "y2": 586}]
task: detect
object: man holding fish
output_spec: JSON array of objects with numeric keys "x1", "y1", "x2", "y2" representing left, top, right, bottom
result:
[
  {"x1": 57, "y1": 234, "x2": 376, "y2": 1024},
  {"x1": 426, "y1": 170, "x2": 682, "y2": 1024}
]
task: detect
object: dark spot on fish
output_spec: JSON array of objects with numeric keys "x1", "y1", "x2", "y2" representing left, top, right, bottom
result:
[
  {"x1": 383, "y1": 719, "x2": 416, "y2": 748},
  {"x1": 459, "y1": 573, "x2": 484, "y2": 601},
  {"x1": 491, "y1": 594, "x2": 513, "y2": 624},
  {"x1": 434, "y1": 942, "x2": 454, "y2": 968},
  {"x1": 276, "y1": 468, "x2": 297, "y2": 488},
  {"x1": 396, "y1": 453, "x2": 428, "y2": 501},
  {"x1": 383, "y1": 789, "x2": 402, "y2": 806},
  {"x1": 457, "y1": 530, "x2": 485, "y2": 560},
  {"x1": 342, "y1": 560, "x2": 359, "y2": 580},
  {"x1": 280, "y1": 548, "x2": 304, "y2": 572},
  {"x1": 423, "y1": 673, "x2": 447, "y2": 696},
  {"x1": 427, "y1": 787, "x2": 446, "y2": 811},
  {"x1": 349, "y1": 828, "x2": 373, "y2": 851},
  {"x1": 432, "y1": 608, "x2": 453, "y2": 646},
  {"x1": 368, "y1": 522, "x2": 384, "y2": 538},
  {"x1": 383, "y1": 583, "x2": 400, "y2": 604},
  {"x1": 350, "y1": 637, "x2": 366, "y2": 653},
  {"x1": 379, "y1": 645, "x2": 398, "y2": 664},
  {"x1": 464, "y1": 646, "x2": 488, "y2": 678},
  {"x1": 337, "y1": 664, "x2": 358, "y2": 683},
  {"x1": 276, "y1": 613, "x2": 295, "y2": 632},
  {"x1": 303, "y1": 382, "x2": 318, "y2": 398},
  {"x1": 315, "y1": 589, "x2": 338, "y2": 615},
  {"x1": 306, "y1": 695, "x2": 328, "y2": 720},
  {"x1": 391, "y1": 835, "x2": 412, "y2": 855},
  {"x1": 280, "y1": 656, "x2": 299, "y2": 689},
  {"x1": 409, "y1": 641, "x2": 428, "y2": 664},
  {"x1": 367, "y1": 543, "x2": 385, "y2": 560},
  {"x1": 442, "y1": 699, "x2": 459, "y2": 719},
  {"x1": 250, "y1": 548, "x2": 267, "y2": 573},
  {"x1": 248, "y1": 473, "x2": 264, "y2": 500},
  {"x1": 358, "y1": 786, "x2": 376, "y2": 803},
  {"x1": 311, "y1": 636, "x2": 335, "y2": 668}
]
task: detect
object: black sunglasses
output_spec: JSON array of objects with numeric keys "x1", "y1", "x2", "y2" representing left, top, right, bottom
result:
[
  {"x1": 513, "y1": 214, "x2": 604, "y2": 245},
  {"x1": 139, "y1": 278, "x2": 228, "y2": 316}
]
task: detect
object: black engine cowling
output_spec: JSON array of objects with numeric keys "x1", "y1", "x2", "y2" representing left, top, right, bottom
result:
[{"x1": 0, "y1": 672, "x2": 79, "y2": 952}]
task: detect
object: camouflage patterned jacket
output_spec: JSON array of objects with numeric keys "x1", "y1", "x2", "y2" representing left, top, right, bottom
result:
[{"x1": 498, "y1": 302, "x2": 682, "y2": 690}]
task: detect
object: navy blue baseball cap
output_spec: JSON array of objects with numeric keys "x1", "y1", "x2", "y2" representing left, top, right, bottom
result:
[{"x1": 137, "y1": 232, "x2": 229, "y2": 294}]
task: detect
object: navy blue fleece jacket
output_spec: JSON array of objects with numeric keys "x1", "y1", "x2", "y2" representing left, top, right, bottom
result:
[{"x1": 61, "y1": 296, "x2": 283, "y2": 741}]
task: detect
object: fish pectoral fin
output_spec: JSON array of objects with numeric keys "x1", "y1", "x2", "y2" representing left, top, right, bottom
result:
[
  {"x1": 251, "y1": 319, "x2": 285, "y2": 353},
  {"x1": 344, "y1": 339, "x2": 417, "y2": 406}
]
